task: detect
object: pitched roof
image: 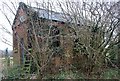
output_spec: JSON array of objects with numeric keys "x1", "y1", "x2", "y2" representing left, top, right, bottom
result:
[{"x1": 20, "y1": 2, "x2": 71, "y2": 22}]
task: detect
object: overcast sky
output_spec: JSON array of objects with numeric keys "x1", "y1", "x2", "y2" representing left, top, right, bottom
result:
[
  {"x1": 0, "y1": 0, "x2": 62, "y2": 50},
  {"x1": 0, "y1": 0, "x2": 119, "y2": 50}
]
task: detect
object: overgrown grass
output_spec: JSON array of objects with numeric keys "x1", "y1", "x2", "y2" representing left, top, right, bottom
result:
[
  {"x1": 43, "y1": 68, "x2": 119, "y2": 79},
  {"x1": 101, "y1": 68, "x2": 118, "y2": 79},
  {"x1": 43, "y1": 70, "x2": 84, "y2": 79}
]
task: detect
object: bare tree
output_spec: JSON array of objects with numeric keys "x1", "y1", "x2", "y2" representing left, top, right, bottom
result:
[
  {"x1": 0, "y1": 0, "x2": 119, "y2": 79},
  {"x1": 57, "y1": 1, "x2": 119, "y2": 78}
]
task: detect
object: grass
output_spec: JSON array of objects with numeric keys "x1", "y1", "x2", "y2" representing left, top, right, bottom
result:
[
  {"x1": 43, "y1": 68, "x2": 119, "y2": 79},
  {"x1": 101, "y1": 68, "x2": 119, "y2": 79}
]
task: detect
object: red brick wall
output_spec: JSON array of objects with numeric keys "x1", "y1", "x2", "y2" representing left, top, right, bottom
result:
[{"x1": 13, "y1": 7, "x2": 28, "y2": 65}]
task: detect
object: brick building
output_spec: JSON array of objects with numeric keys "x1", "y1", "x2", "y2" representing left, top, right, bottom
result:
[{"x1": 12, "y1": 2, "x2": 75, "y2": 74}]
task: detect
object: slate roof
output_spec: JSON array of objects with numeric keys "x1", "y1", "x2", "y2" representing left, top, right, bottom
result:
[
  {"x1": 19, "y1": 2, "x2": 71, "y2": 22},
  {"x1": 33, "y1": 8, "x2": 70, "y2": 22}
]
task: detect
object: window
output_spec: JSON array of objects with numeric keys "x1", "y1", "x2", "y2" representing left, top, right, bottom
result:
[
  {"x1": 50, "y1": 26, "x2": 60, "y2": 47},
  {"x1": 19, "y1": 15, "x2": 26, "y2": 23},
  {"x1": 13, "y1": 32, "x2": 18, "y2": 53},
  {"x1": 20, "y1": 38, "x2": 24, "y2": 64},
  {"x1": 27, "y1": 29, "x2": 33, "y2": 53},
  {"x1": 49, "y1": 26, "x2": 61, "y2": 57}
]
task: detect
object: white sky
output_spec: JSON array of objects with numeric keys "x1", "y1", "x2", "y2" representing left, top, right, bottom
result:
[{"x1": 0, "y1": 0, "x2": 119, "y2": 50}]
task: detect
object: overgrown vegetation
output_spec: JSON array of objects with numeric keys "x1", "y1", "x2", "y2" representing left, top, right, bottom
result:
[{"x1": 0, "y1": 0, "x2": 119, "y2": 79}]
